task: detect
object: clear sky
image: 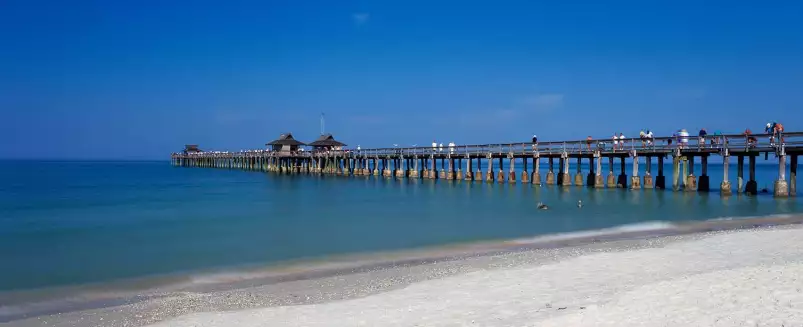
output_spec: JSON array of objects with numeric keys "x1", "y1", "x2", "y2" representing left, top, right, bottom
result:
[{"x1": 2, "y1": 0, "x2": 802, "y2": 159}]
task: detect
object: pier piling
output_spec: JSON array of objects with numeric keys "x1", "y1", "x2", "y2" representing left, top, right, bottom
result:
[
  {"x1": 532, "y1": 154, "x2": 542, "y2": 185},
  {"x1": 508, "y1": 155, "x2": 516, "y2": 183},
  {"x1": 774, "y1": 147, "x2": 789, "y2": 197},
  {"x1": 791, "y1": 155, "x2": 798, "y2": 196},
  {"x1": 685, "y1": 156, "x2": 697, "y2": 191},
  {"x1": 486, "y1": 156, "x2": 494, "y2": 183},
  {"x1": 546, "y1": 157, "x2": 555, "y2": 185},
  {"x1": 631, "y1": 151, "x2": 641, "y2": 189},
  {"x1": 522, "y1": 157, "x2": 530, "y2": 183},
  {"x1": 721, "y1": 153, "x2": 732, "y2": 196},
  {"x1": 574, "y1": 157, "x2": 584, "y2": 186},
  {"x1": 698, "y1": 155, "x2": 710, "y2": 192},
  {"x1": 594, "y1": 153, "x2": 604, "y2": 188},
  {"x1": 746, "y1": 155, "x2": 758, "y2": 195},
  {"x1": 561, "y1": 154, "x2": 572, "y2": 186},
  {"x1": 607, "y1": 157, "x2": 616, "y2": 188},
  {"x1": 497, "y1": 157, "x2": 505, "y2": 184},
  {"x1": 644, "y1": 156, "x2": 654, "y2": 188},
  {"x1": 617, "y1": 157, "x2": 627, "y2": 188}
]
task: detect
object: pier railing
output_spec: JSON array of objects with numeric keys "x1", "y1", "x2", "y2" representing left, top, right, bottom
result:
[{"x1": 173, "y1": 132, "x2": 803, "y2": 159}]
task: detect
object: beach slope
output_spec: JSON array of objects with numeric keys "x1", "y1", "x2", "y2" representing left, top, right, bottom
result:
[{"x1": 148, "y1": 227, "x2": 803, "y2": 327}]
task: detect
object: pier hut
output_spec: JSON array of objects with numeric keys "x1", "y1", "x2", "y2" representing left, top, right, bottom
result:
[
  {"x1": 183, "y1": 144, "x2": 202, "y2": 154},
  {"x1": 307, "y1": 133, "x2": 347, "y2": 152},
  {"x1": 267, "y1": 133, "x2": 306, "y2": 153}
]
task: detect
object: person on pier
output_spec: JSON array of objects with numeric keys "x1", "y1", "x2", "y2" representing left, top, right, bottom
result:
[
  {"x1": 698, "y1": 128, "x2": 708, "y2": 149},
  {"x1": 766, "y1": 123, "x2": 776, "y2": 146},
  {"x1": 678, "y1": 129, "x2": 689, "y2": 149},
  {"x1": 639, "y1": 129, "x2": 646, "y2": 147},
  {"x1": 774, "y1": 122, "x2": 785, "y2": 146},
  {"x1": 532, "y1": 135, "x2": 538, "y2": 151},
  {"x1": 432, "y1": 140, "x2": 437, "y2": 153},
  {"x1": 744, "y1": 128, "x2": 757, "y2": 148},
  {"x1": 618, "y1": 133, "x2": 626, "y2": 150},
  {"x1": 612, "y1": 133, "x2": 619, "y2": 150}
]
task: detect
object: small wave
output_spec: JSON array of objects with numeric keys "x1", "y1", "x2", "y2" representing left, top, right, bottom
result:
[
  {"x1": 704, "y1": 213, "x2": 796, "y2": 223},
  {"x1": 609, "y1": 221, "x2": 677, "y2": 233},
  {"x1": 508, "y1": 221, "x2": 678, "y2": 245},
  {"x1": 188, "y1": 271, "x2": 278, "y2": 285}
]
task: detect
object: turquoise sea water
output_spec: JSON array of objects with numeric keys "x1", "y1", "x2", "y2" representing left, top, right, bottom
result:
[{"x1": 0, "y1": 160, "x2": 799, "y2": 293}]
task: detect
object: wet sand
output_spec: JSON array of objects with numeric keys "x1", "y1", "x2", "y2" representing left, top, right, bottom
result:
[{"x1": 4, "y1": 215, "x2": 803, "y2": 327}]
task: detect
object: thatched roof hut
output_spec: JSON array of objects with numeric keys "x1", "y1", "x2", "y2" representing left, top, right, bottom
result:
[
  {"x1": 266, "y1": 133, "x2": 306, "y2": 152},
  {"x1": 183, "y1": 144, "x2": 202, "y2": 154},
  {"x1": 307, "y1": 134, "x2": 347, "y2": 149}
]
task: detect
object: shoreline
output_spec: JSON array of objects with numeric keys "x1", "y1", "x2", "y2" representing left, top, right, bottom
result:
[{"x1": 3, "y1": 213, "x2": 803, "y2": 326}]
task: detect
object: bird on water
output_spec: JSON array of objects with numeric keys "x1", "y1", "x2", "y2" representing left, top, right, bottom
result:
[{"x1": 537, "y1": 202, "x2": 549, "y2": 210}]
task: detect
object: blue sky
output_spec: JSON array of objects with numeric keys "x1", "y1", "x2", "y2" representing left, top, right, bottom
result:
[{"x1": 2, "y1": 0, "x2": 802, "y2": 159}]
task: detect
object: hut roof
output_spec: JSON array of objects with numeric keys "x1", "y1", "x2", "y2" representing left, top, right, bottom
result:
[
  {"x1": 307, "y1": 133, "x2": 347, "y2": 147},
  {"x1": 184, "y1": 144, "x2": 202, "y2": 152},
  {"x1": 266, "y1": 133, "x2": 306, "y2": 146}
]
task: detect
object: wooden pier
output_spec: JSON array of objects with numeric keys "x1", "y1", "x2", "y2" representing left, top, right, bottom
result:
[{"x1": 171, "y1": 132, "x2": 802, "y2": 197}]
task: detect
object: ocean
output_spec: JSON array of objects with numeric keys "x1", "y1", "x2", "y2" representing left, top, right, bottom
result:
[{"x1": 0, "y1": 160, "x2": 798, "y2": 296}]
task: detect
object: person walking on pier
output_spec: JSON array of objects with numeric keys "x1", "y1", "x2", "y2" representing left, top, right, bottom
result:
[{"x1": 612, "y1": 133, "x2": 619, "y2": 151}]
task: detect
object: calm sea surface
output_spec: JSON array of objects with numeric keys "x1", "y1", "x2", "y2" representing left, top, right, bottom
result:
[{"x1": 0, "y1": 160, "x2": 799, "y2": 292}]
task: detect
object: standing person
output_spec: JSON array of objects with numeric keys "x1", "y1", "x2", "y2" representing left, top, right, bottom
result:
[
  {"x1": 646, "y1": 130, "x2": 654, "y2": 146},
  {"x1": 679, "y1": 129, "x2": 689, "y2": 149},
  {"x1": 745, "y1": 128, "x2": 757, "y2": 147},
  {"x1": 586, "y1": 136, "x2": 593, "y2": 150},
  {"x1": 698, "y1": 128, "x2": 708, "y2": 148},
  {"x1": 711, "y1": 131, "x2": 722, "y2": 146},
  {"x1": 431, "y1": 140, "x2": 437, "y2": 153},
  {"x1": 613, "y1": 133, "x2": 619, "y2": 150},
  {"x1": 639, "y1": 129, "x2": 646, "y2": 147},
  {"x1": 439, "y1": 142, "x2": 443, "y2": 153},
  {"x1": 448, "y1": 142, "x2": 455, "y2": 154},
  {"x1": 774, "y1": 122, "x2": 785, "y2": 145},
  {"x1": 765, "y1": 122, "x2": 776, "y2": 146},
  {"x1": 619, "y1": 133, "x2": 626, "y2": 150}
]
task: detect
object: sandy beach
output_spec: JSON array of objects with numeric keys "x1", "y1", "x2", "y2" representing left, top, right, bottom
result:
[
  {"x1": 146, "y1": 226, "x2": 803, "y2": 327},
  {"x1": 5, "y1": 220, "x2": 803, "y2": 327}
]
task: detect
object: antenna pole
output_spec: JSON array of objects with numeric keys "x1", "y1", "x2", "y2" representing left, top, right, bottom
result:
[{"x1": 320, "y1": 113, "x2": 325, "y2": 135}]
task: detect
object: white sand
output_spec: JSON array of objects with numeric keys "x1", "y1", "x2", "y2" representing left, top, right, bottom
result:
[{"x1": 148, "y1": 228, "x2": 803, "y2": 327}]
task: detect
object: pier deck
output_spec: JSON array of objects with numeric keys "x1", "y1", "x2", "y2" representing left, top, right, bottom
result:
[{"x1": 172, "y1": 132, "x2": 802, "y2": 197}]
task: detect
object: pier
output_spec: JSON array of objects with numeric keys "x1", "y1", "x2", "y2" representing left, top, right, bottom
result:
[{"x1": 172, "y1": 132, "x2": 803, "y2": 197}]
